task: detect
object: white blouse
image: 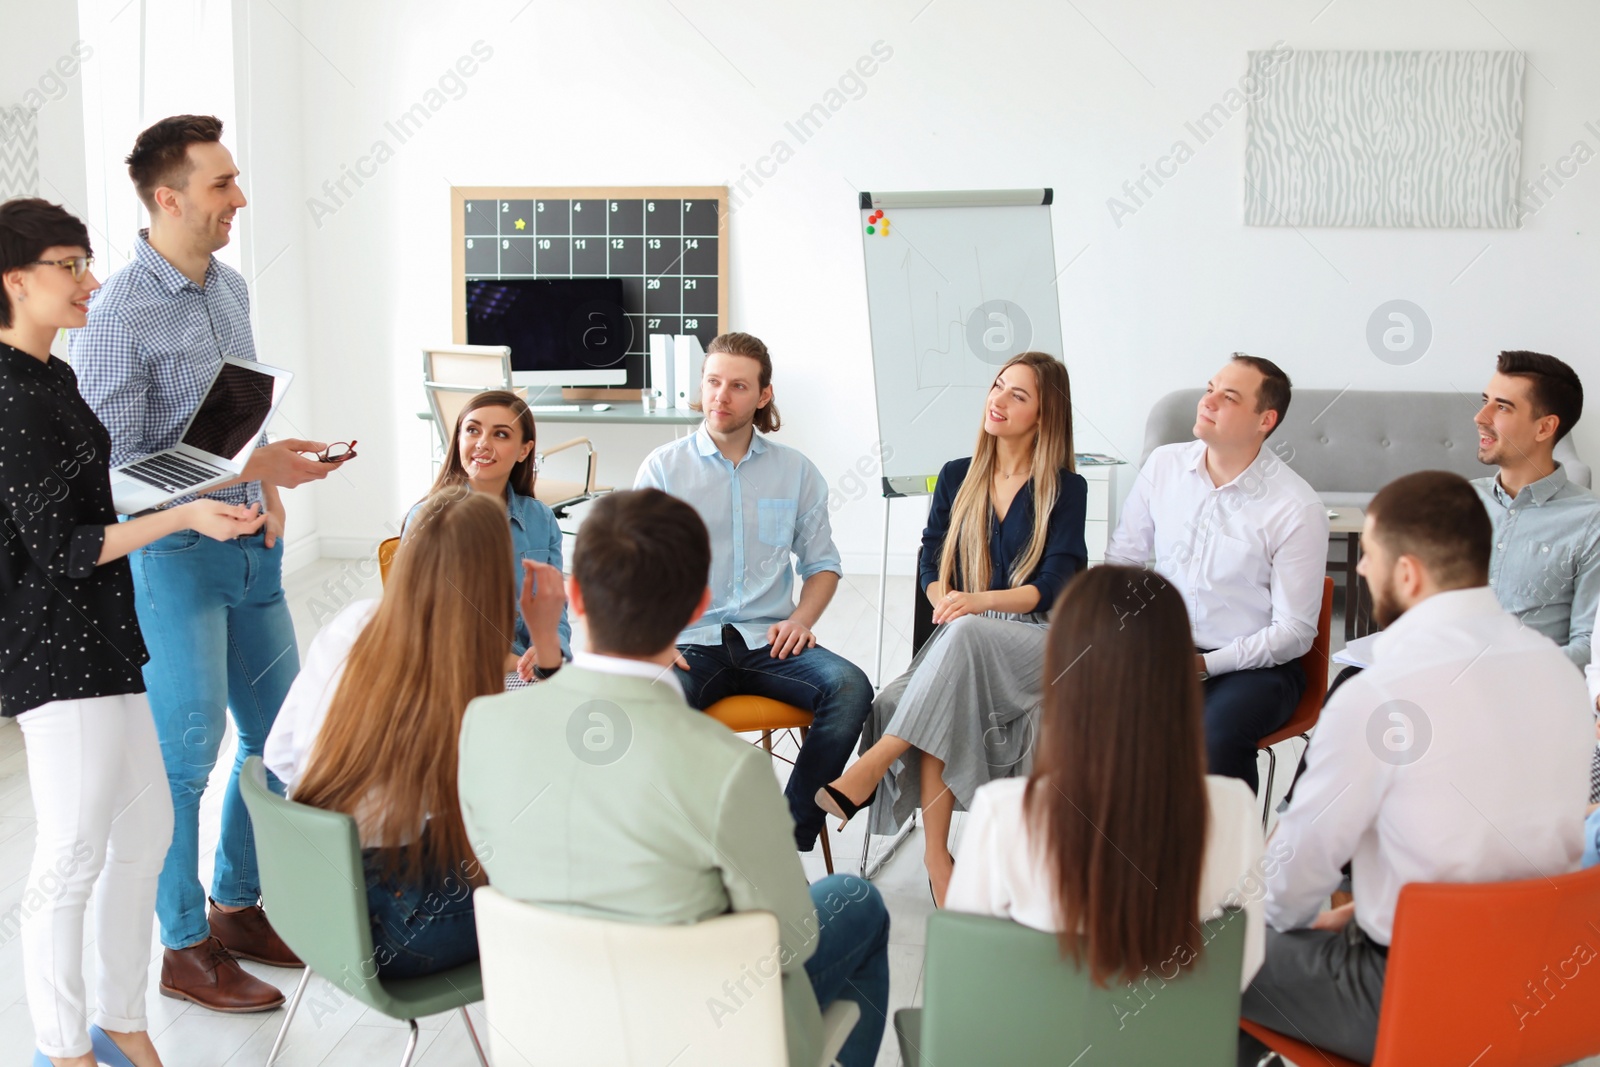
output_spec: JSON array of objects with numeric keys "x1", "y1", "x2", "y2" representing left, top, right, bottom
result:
[
  {"x1": 946, "y1": 775, "x2": 1267, "y2": 990},
  {"x1": 264, "y1": 598, "x2": 379, "y2": 793}
]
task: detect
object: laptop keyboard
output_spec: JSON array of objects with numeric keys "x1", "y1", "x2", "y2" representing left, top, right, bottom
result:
[{"x1": 120, "y1": 453, "x2": 230, "y2": 493}]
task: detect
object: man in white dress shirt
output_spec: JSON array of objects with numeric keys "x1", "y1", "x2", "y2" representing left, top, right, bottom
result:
[
  {"x1": 1238, "y1": 471, "x2": 1592, "y2": 1066},
  {"x1": 1107, "y1": 355, "x2": 1328, "y2": 791}
]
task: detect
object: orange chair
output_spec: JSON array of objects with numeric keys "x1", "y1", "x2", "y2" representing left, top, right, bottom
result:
[
  {"x1": 1255, "y1": 576, "x2": 1334, "y2": 831},
  {"x1": 378, "y1": 536, "x2": 400, "y2": 586},
  {"x1": 704, "y1": 695, "x2": 834, "y2": 875},
  {"x1": 1240, "y1": 865, "x2": 1600, "y2": 1067}
]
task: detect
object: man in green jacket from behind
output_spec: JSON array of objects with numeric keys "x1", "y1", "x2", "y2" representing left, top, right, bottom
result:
[{"x1": 458, "y1": 488, "x2": 890, "y2": 1067}]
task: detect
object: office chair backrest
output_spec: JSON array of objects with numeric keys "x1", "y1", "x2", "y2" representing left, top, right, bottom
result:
[
  {"x1": 425, "y1": 384, "x2": 482, "y2": 453},
  {"x1": 473, "y1": 886, "x2": 792, "y2": 1067},
  {"x1": 1371, "y1": 865, "x2": 1600, "y2": 1065},
  {"x1": 914, "y1": 909, "x2": 1246, "y2": 1066},
  {"x1": 238, "y1": 757, "x2": 387, "y2": 1010},
  {"x1": 424, "y1": 346, "x2": 511, "y2": 389},
  {"x1": 378, "y1": 536, "x2": 400, "y2": 585}
]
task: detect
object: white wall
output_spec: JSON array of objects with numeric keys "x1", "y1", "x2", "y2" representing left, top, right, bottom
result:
[
  {"x1": 257, "y1": 0, "x2": 1600, "y2": 570},
  {"x1": 3, "y1": 0, "x2": 90, "y2": 354},
  {"x1": 53, "y1": 0, "x2": 324, "y2": 570},
  {"x1": 232, "y1": 0, "x2": 322, "y2": 572}
]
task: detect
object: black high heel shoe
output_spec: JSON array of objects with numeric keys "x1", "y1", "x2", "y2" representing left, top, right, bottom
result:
[{"x1": 815, "y1": 783, "x2": 876, "y2": 827}]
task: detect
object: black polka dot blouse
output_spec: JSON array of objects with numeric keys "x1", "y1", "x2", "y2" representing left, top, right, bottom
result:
[{"x1": 0, "y1": 341, "x2": 148, "y2": 715}]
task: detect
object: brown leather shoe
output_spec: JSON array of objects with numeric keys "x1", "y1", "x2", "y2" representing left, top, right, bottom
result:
[
  {"x1": 208, "y1": 898, "x2": 304, "y2": 967},
  {"x1": 161, "y1": 937, "x2": 286, "y2": 1012}
]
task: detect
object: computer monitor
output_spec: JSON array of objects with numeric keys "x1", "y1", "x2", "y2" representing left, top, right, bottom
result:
[{"x1": 464, "y1": 278, "x2": 630, "y2": 387}]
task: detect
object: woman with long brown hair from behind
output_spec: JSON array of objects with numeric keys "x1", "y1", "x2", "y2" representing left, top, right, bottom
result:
[
  {"x1": 946, "y1": 566, "x2": 1266, "y2": 990},
  {"x1": 818, "y1": 352, "x2": 1087, "y2": 905},
  {"x1": 263, "y1": 490, "x2": 565, "y2": 976}
]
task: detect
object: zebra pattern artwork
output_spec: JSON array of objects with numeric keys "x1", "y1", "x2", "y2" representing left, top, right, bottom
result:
[
  {"x1": 1244, "y1": 51, "x2": 1524, "y2": 229},
  {"x1": 1, "y1": 108, "x2": 41, "y2": 202}
]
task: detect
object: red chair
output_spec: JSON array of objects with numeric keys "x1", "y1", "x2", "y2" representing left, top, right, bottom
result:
[
  {"x1": 1256, "y1": 576, "x2": 1334, "y2": 830},
  {"x1": 1241, "y1": 865, "x2": 1600, "y2": 1067}
]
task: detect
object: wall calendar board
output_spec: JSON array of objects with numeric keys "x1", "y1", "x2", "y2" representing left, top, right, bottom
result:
[{"x1": 449, "y1": 186, "x2": 729, "y2": 395}]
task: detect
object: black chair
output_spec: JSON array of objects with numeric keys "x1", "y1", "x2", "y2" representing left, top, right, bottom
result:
[{"x1": 911, "y1": 545, "x2": 936, "y2": 657}]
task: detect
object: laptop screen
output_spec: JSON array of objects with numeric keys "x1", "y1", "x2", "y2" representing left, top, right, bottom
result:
[{"x1": 180, "y1": 361, "x2": 282, "y2": 461}]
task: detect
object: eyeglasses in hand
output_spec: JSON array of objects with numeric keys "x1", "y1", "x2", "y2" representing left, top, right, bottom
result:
[{"x1": 318, "y1": 441, "x2": 358, "y2": 463}]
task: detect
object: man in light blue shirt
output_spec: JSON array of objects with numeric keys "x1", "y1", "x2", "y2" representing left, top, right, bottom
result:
[
  {"x1": 635, "y1": 332, "x2": 872, "y2": 851},
  {"x1": 1470, "y1": 350, "x2": 1600, "y2": 814},
  {"x1": 1470, "y1": 350, "x2": 1600, "y2": 668}
]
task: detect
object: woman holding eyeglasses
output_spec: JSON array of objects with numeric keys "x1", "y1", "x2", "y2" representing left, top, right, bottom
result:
[
  {"x1": 404, "y1": 389, "x2": 570, "y2": 680},
  {"x1": 0, "y1": 199, "x2": 266, "y2": 1067}
]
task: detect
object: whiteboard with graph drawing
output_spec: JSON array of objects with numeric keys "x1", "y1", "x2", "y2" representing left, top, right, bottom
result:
[{"x1": 858, "y1": 189, "x2": 1063, "y2": 495}]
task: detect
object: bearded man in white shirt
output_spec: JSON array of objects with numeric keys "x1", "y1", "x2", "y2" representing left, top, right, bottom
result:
[
  {"x1": 1106, "y1": 354, "x2": 1328, "y2": 792},
  {"x1": 1237, "y1": 470, "x2": 1592, "y2": 1066}
]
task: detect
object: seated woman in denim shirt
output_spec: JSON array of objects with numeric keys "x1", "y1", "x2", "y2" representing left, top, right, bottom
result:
[{"x1": 405, "y1": 389, "x2": 571, "y2": 679}]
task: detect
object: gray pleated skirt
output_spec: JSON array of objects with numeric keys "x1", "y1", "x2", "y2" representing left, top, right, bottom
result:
[{"x1": 861, "y1": 611, "x2": 1050, "y2": 836}]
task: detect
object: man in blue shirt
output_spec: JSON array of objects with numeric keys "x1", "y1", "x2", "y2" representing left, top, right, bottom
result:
[
  {"x1": 73, "y1": 116, "x2": 344, "y2": 1012},
  {"x1": 1470, "y1": 350, "x2": 1600, "y2": 815},
  {"x1": 1471, "y1": 350, "x2": 1600, "y2": 667},
  {"x1": 635, "y1": 332, "x2": 872, "y2": 851}
]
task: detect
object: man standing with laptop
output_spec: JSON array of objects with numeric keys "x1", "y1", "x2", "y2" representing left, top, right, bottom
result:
[{"x1": 74, "y1": 116, "x2": 344, "y2": 1012}]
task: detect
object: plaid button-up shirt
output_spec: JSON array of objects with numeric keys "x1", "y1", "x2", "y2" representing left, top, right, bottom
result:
[{"x1": 71, "y1": 230, "x2": 263, "y2": 507}]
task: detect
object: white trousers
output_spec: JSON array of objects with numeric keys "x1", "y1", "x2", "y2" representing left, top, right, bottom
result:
[{"x1": 16, "y1": 693, "x2": 174, "y2": 1058}]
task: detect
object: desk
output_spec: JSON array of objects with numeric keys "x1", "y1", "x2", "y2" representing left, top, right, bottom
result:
[
  {"x1": 416, "y1": 402, "x2": 702, "y2": 494},
  {"x1": 1326, "y1": 506, "x2": 1372, "y2": 640},
  {"x1": 417, "y1": 401, "x2": 702, "y2": 428},
  {"x1": 517, "y1": 402, "x2": 703, "y2": 428}
]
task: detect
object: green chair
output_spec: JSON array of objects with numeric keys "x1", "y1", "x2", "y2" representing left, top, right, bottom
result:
[
  {"x1": 239, "y1": 756, "x2": 489, "y2": 1067},
  {"x1": 896, "y1": 909, "x2": 1246, "y2": 1067}
]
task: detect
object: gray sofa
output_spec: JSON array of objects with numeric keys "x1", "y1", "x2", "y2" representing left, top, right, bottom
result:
[{"x1": 1141, "y1": 389, "x2": 1592, "y2": 505}]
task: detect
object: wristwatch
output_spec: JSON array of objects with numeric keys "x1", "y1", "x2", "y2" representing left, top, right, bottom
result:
[
  {"x1": 532, "y1": 662, "x2": 563, "y2": 681},
  {"x1": 1197, "y1": 667, "x2": 1210, "y2": 682}
]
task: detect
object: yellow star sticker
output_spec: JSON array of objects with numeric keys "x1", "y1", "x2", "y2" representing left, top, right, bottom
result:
[{"x1": 514, "y1": 218, "x2": 526, "y2": 230}]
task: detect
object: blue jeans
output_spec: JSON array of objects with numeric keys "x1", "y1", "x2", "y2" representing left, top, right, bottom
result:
[
  {"x1": 676, "y1": 626, "x2": 874, "y2": 849},
  {"x1": 362, "y1": 852, "x2": 480, "y2": 980},
  {"x1": 1202, "y1": 659, "x2": 1306, "y2": 793},
  {"x1": 1584, "y1": 807, "x2": 1600, "y2": 869},
  {"x1": 804, "y1": 875, "x2": 890, "y2": 1067},
  {"x1": 130, "y1": 529, "x2": 300, "y2": 950}
]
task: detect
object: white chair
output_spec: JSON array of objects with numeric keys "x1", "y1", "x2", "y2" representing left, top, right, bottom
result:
[
  {"x1": 473, "y1": 886, "x2": 860, "y2": 1067},
  {"x1": 424, "y1": 381, "x2": 483, "y2": 445},
  {"x1": 422, "y1": 349, "x2": 610, "y2": 517},
  {"x1": 422, "y1": 344, "x2": 512, "y2": 389}
]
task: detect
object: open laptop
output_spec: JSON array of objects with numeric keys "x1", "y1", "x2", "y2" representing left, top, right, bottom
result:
[{"x1": 110, "y1": 357, "x2": 294, "y2": 515}]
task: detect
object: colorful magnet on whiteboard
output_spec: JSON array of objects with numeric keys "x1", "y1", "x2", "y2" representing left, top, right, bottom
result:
[
  {"x1": 866, "y1": 225, "x2": 875, "y2": 234},
  {"x1": 925, "y1": 475, "x2": 938, "y2": 492}
]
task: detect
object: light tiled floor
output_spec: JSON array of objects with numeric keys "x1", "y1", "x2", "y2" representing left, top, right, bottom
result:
[{"x1": 0, "y1": 555, "x2": 1362, "y2": 1066}]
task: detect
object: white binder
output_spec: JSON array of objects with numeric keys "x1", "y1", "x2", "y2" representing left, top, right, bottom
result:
[
  {"x1": 673, "y1": 334, "x2": 705, "y2": 410},
  {"x1": 648, "y1": 333, "x2": 675, "y2": 407}
]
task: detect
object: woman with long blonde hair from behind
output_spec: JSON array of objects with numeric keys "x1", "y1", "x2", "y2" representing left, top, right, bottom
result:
[
  {"x1": 817, "y1": 352, "x2": 1087, "y2": 905},
  {"x1": 263, "y1": 490, "x2": 565, "y2": 976}
]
